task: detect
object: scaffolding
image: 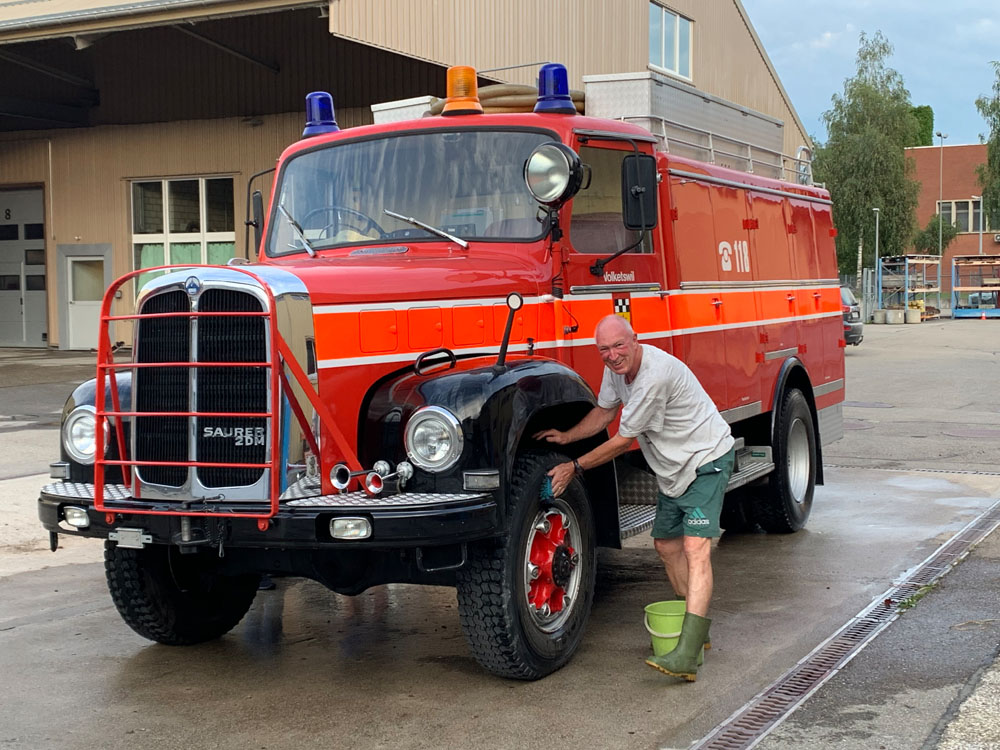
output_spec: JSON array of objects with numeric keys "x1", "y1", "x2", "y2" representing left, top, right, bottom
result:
[
  {"x1": 877, "y1": 255, "x2": 942, "y2": 320},
  {"x1": 951, "y1": 255, "x2": 1000, "y2": 318}
]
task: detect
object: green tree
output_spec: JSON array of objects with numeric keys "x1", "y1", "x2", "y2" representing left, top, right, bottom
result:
[
  {"x1": 911, "y1": 105, "x2": 934, "y2": 147},
  {"x1": 812, "y1": 31, "x2": 920, "y2": 274},
  {"x1": 975, "y1": 61, "x2": 1000, "y2": 233},
  {"x1": 912, "y1": 214, "x2": 958, "y2": 254}
]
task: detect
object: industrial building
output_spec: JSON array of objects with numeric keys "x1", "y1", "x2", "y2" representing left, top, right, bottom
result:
[{"x1": 0, "y1": 0, "x2": 811, "y2": 348}]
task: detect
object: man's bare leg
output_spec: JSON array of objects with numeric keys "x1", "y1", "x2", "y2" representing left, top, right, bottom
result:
[
  {"x1": 682, "y1": 536, "x2": 713, "y2": 617},
  {"x1": 654, "y1": 537, "x2": 688, "y2": 597}
]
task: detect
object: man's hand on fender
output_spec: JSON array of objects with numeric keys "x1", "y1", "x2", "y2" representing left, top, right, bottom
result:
[
  {"x1": 534, "y1": 428, "x2": 569, "y2": 445},
  {"x1": 546, "y1": 462, "x2": 576, "y2": 497}
]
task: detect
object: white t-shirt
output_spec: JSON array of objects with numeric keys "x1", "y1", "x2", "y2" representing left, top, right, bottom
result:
[{"x1": 598, "y1": 344, "x2": 734, "y2": 498}]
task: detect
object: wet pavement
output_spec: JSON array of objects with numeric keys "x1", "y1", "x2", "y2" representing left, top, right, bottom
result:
[{"x1": 1, "y1": 321, "x2": 1000, "y2": 749}]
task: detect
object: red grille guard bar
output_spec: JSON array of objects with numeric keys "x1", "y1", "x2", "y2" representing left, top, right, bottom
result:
[{"x1": 93, "y1": 265, "x2": 364, "y2": 526}]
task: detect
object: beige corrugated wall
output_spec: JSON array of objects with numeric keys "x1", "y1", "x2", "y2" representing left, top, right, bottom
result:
[
  {"x1": 328, "y1": 0, "x2": 647, "y2": 89},
  {"x1": 328, "y1": 0, "x2": 810, "y2": 153},
  {"x1": 0, "y1": 107, "x2": 371, "y2": 346}
]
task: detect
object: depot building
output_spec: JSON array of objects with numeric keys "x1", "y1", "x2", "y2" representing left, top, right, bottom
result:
[{"x1": 0, "y1": 0, "x2": 810, "y2": 349}]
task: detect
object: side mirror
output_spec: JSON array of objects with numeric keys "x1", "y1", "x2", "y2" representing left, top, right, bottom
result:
[
  {"x1": 621, "y1": 154, "x2": 658, "y2": 230},
  {"x1": 524, "y1": 142, "x2": 585, "y2": 209},
  {"x1": 251, "y1": 190, "x2": 265, "y2": 253}
]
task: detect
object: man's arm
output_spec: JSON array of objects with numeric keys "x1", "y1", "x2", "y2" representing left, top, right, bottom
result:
[
  {"x1": 533, "y1": 404, "x2": 618, "y2": 446},
  {"x1": 546, "y1": 432, "x2": 633, "y2": 497}
]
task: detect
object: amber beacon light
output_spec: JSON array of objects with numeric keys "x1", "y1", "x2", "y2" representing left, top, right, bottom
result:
[{"x1": 441, "y1": 66, "x2": 484, "y2": 116}]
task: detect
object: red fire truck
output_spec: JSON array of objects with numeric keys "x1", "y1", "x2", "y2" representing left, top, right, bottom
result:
[{"x1": 39, "y1": 64, "x2": 844, "y2": 680}]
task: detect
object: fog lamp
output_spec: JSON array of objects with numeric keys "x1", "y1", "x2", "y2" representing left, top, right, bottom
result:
[
  {"x1": 63, "y1": 506, "x2": 90, "y2": 529},
  {"x1": 330, "y1": 517, "x2": 372, "y2": 540}
]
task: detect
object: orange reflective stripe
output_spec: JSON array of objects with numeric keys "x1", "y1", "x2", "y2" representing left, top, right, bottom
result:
[{"x1": 311, "y1": 286, "x2": 841, "y2": 367}]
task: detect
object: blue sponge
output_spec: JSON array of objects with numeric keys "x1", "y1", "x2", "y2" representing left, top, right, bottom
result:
[{"x1": 540, "y1": 475, "x2": 554, "y2": 501}]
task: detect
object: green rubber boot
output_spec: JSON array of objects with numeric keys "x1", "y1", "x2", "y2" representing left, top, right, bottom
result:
[
  {"x1": 646, "y1": 612, "x2": 712, "y2": 682},
  {"x1": 675, "y1": 595, "x2": 711, "y2": 651}
]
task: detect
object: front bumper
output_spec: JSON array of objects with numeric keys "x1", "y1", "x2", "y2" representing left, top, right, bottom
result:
[{"x1": 39, "y1": 481, "x2": 499, "y2": 549}]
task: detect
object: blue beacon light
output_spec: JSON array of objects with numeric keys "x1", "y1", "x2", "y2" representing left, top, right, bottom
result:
[
  {"x1": 533, "y1": 63, "x2": 576, "y2": 114},
  {"x1": 302, "y1": 91, "x2": 340, "y2": 137}
]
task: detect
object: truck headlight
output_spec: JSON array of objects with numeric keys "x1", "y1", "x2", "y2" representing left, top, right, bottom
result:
[
  {"x1": 62, "y1": 405, "x2": 109, "y2": 465},
  {"x1": 404, "y1": 406, "x2": 463, "y2": 472}
]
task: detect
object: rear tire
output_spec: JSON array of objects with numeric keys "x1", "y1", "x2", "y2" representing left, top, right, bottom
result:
[
  {"x1": 104, "y1": 541, "x2": 260, "y2": 645},
  {"x1": 752, "y1": 388, "x2": 816, "y2": 533},
  {"x1": 456, "y1": 451, "x2": 596, "y2": 680}
]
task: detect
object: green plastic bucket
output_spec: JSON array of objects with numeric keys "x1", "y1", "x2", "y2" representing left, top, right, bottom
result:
[{"x1": 644, "y1": 600, "x2": 685, "y2": 656}]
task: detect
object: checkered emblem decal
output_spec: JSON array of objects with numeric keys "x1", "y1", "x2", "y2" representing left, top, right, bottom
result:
[{"x1": 613, "y1": 296, "x2": 631, "y2": 322}]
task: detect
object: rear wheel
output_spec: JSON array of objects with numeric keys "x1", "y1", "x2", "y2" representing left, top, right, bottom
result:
[
  {"x1": 104, "y1": 541, "x2": 260, "y2": 645},
  {"x1": 456, "y1": 451, "x2": 596, "y2": 680},
  {"x1": 752, "y1": 388, "x2": 816, "y2": 533}
]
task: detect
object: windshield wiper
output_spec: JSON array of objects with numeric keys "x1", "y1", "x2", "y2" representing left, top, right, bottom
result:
[
  {"x1": 278, "y1": 205, "x2": 316, "y2": 257},
  {"x1": 383, "y1": 209, "x2": 469, "y2": 249}
]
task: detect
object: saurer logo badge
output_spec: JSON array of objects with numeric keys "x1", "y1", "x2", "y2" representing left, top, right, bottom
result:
[{"x1": 202, "y1": 426, "x2": 265, "y2": 447}]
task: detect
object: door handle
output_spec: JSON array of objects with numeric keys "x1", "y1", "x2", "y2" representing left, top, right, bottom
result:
[{"x1": 711, "y1": 298, "x2": 723, "y2": 307}]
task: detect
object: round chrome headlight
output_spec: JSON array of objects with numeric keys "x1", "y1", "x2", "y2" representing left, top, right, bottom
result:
[
  {"x1": 523, "y1": 142, "x2": 584, "y2": 207},
  {"x1": 62, "y1": 405, "x2": 109, "y2": 465},
  {"x1": 404, "y1": 406, "x2": 463, "y2": 472}
]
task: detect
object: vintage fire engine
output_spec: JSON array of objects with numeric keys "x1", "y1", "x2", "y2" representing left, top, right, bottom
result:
[{"x1": 39, "y1": 64, "x2": 844, "y2": 680}]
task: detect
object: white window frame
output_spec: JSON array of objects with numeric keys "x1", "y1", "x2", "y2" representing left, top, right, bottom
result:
[
  {"x1": 131, "y1": 176, "x2": 236, "y2": 271},
  {"x1": 648, "y1": 3, "x2": 693, "y2": 81},
  {"x1": 938, "y1": 199, "x2": 991, "y2": 234}
]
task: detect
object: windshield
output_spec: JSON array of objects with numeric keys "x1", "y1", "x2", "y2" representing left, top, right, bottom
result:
[
  {"x1": 268, "y1": 129, "x2": 552, "y2": 256},
  {"x1": 840, "y1": 286, "x2": 858, "y2": 305}
]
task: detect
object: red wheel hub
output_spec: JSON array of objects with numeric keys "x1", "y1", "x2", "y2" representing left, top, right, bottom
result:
[{"x1": 527, "y1": 512, "x2": 576, "y2": 614}]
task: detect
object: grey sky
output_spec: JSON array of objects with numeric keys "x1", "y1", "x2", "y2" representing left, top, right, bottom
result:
[{"x1": 739, "y1": 0, "x2": 999, "y2": 146}]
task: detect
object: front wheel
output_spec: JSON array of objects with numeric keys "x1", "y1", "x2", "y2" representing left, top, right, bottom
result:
[
  {"x1": 456, "y1": 451, "x2": 596, "y2": 680},
  {"x1": 104, "y1": 542, "x2": 260, "y2": 645},
  {"x1": 752, "y1": 388, "x2": 816, "y2": 533}
]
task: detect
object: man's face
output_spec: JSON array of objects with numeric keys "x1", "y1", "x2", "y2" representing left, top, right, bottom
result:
[{"x1": 596, "y1": 322, "x2": 640, "y2": 378}]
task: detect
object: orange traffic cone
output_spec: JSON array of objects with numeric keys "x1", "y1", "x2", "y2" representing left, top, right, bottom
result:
[{"x1": 982, "y1": 311, "x2": 987, "y2": 320}]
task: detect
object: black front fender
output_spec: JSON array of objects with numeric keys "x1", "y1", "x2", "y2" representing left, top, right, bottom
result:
[
  {"x1": 59, "y1": 374, "x2": 132, "y2": 483},
  {"x1": 361, "y1": 357, "x2": 602, "y2": 519}
]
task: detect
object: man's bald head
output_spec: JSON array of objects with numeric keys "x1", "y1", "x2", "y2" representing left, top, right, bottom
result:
[
  {"x1": 595, "y1": 314, "x2": 634, "y2": 340},
  {"x1": 595, "y1": 314, "x2": 642, "y2": 381}
]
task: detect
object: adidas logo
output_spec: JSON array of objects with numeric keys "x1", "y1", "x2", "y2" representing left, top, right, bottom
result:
[{"x1": 687, "y1": 507, "x2": 711, "y2": 526}]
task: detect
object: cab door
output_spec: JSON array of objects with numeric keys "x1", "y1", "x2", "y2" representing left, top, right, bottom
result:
[{"x1": 559, "y1": 138, "x2": 667, "y2": 388}]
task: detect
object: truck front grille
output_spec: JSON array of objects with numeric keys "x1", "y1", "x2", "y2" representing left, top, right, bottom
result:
[
  {"x1": 135, "y1": 291, "x2": 189, "y2": 487},
  {"x1": 196, "y1": 290, "x2": 268, "y2": 488},
  {"x1": 134, "y1": 286, "x2": 269, "y2": 490}
]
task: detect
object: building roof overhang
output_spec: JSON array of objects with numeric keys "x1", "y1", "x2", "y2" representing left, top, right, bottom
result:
[{"x1": 0, "y1": 0, "x2": 324, "y2": 45}]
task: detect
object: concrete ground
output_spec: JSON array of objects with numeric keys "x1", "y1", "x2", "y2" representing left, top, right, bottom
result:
[
  {"x1": 755, "y1": 319, "x2": 1000, "y2": 750},
  {"x1": 1, "y1": 320, "x2": 999, "y2": 749}
]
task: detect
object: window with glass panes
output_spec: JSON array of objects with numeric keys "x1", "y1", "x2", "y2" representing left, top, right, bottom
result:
[
  {"x1": 132, "y1": 177, "x2": 235, "y2": 290},
  {"x1": 649, "y1": 3, "x2": 691, "y2": 79},
  {"x1": 938, "y1": 199, "x2": 991, "y2": 234}
]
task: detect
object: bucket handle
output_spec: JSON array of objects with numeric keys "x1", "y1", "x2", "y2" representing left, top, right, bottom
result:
[{"x1": 644, "y1": 613, "x2": 681, "y2": 640}]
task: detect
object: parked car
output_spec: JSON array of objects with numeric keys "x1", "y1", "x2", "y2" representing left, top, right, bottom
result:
[{"x1": 841, "y1": 286, "x2": 863, "y2": 346}]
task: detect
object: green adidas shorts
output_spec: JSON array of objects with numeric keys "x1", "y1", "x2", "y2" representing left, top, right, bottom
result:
[{"x1": 651, "y1": 447, "x2": 735, "y2": 539}]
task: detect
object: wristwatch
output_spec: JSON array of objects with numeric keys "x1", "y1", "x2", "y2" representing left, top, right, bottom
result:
[{"x1": 572, "y1": 458, "x2": 584, "y2": 475}]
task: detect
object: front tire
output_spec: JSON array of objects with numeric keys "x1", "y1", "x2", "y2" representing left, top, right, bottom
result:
[
  {"x1": 104, "y1": 542, "x2": 260, "y2": 645},
  {"x1": 456, "y1": 451, "x2": 596, "y2": 680},
  {"x1": 752, "y1": 388, "x2": 816, "y2": 533}
]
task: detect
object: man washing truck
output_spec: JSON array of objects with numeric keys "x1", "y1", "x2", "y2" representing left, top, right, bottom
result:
[{"x1": 536, "y1": 314, "x2": 735, "y2": 681}]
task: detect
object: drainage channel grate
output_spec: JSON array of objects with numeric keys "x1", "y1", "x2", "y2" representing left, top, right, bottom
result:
[{"x1": 690, "y1": 498, "x2": 1000, "y2": 750}]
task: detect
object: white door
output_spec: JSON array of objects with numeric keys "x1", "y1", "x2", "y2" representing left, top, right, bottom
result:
[
  {"x1": 67, "y1": 257, "x2": 104, "y2": 350},
  {"x1": 0, "y1": 189, "x2": 46, "y2": 347}
]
